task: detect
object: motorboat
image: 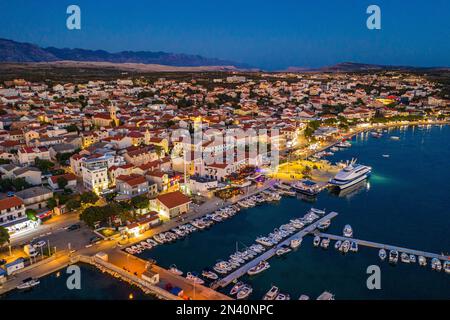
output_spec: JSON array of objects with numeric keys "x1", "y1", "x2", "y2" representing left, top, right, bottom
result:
[
  {"x1": 350, "y1": 241, "x2": 358, "y2": 253},
  {"x1": 318, "y1": 219, "x2": 331, "y2": 230},
  {"x1": 236, "y1": 285, "x2": 253, "y2": 300},
  {"x1": 400, "y1": 252, "x2": 410, "y2": 263},
  {"x1": 329, "y1": 159, "x2": 371, "y2": 190},
  {"x1": 169, "y1": 265, "x2": 183, "y2": 276},
  {"x1": 409, "y1": 254, "x2": 416, "y2": 263},
  {"x1": 247, "y1": 261, "x2": 270, "y2": 276},
  {"x1": 317, "y1": 291, "x2": 335, "y2": 300},
  {"x1": 310, "y1": 208, "x2": 326, "y2": 216},
  {"x1": 443, "y1": 261, "x2": 450, "y2": 274},
  {"x1": 390, "y1": 136, "x2": 400, "y2": 140},
  {"x1": 320, "y1": 238, "x2": 330, "y2": 249},
  {"x1": 290, "y1": 238, "x2": 302, "y2": 249},
  {"x1": 340, "y1": 240, "x2": 350, "y2": 253},
  {"x1": 230, "y1": 281, "x2": 245, "y2": 295},
  {"x1": 343, "y1": 224, "x2": 353, "y2": 238},
  {"x1": 202, "y1": 270, "x2": 218, "y2": 280},
  {"x1": 275, "y1": 293, "x2": 291, "y2": 300},
  {"x1": 431, "y1": 258, "x2": 442, "y2": 271},
  {"x1": 336, "y1": 141, "x2": 352, "y2": 148},
  {"x1": 371, "y1": 132, "x2": 382, "y2": 138},
  {"x1": 17, "y1": 278, "x2": 40, "y2": 290},
  {"x1": 389, "y1": 250, "x2": 399, "y2": 264},
  {"x1": 276, "y1": 246, "x2": 292, "y2": 257},
  {"x1": 186, "y1": 272, "x2": 204, "y2": 285},
  {"x1": 262, "y1": 286, "x2": 279, "y2": 300},
  {"x1": 379, "y1": 249, "x2": 387, "y2": 261},
  {"x1": 313, "y1": 236, "x2": 321, "y2": 247},
  {"x1": 334, "y1": 240, "x2": 342, "y2": 250},
  {"x1": 292, "y1": 180, "x2": 321, "y2": 196},
  {"x1": 298, "y1": 294, "x2": 310, "y2": 300},
  {"x1": 418, "y1": 256, "x2": 427, "y2": 266}
]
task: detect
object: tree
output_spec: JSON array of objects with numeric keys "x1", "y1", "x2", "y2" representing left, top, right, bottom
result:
[
  {"x1": 66, "y1": 124, "x2": 79, "y2": 133},
  {"x1": 80, "y1": 206, "x2": 104, "y2": 228},
  {"x1": 26, "y1": 209, "x2": 38, "y2": 221},
  {"x1": 131, "y1": 195, "x2": 149, "y2": 210},
  {"x1": 80, "y1": 191, "x2": 99, "y2": 205},
  {"x1": 0, "y1": 226, "x2": 10, "y2": 247},
  {"x1": 66, "y1": 199, "x2": 81, "y2": 211},
  {"x1": 47, "y1": 198, "x2": 57, "y2": 210},
  {"x1": 11, "y1": 178, "x2": 31, "y2": 191},
  {"x1": 57, "y1": 177, "x2": 68, "y2": 189},
  {"x1": 34, "y1": 158, "x2": 55, "y2": 173}
]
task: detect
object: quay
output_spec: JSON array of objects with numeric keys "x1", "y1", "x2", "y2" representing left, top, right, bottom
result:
[
  {"x1": 316, "y1": 232, "x2": 450, "y2": 261},
  {"x1": 214, "y1": 211, "x2": 339, "y2": 289}
]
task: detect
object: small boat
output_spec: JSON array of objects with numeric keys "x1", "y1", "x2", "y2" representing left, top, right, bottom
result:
[
  {"x1": 247, "y1": 261, "x2": 270, "y2": 276},
  {"x1": 318, "y1": 220, "x2": 331, "y2": 230},
  {"x1": 202, "y1": 270, "x2": 218, "y2": 280},
  {"x1": 334, "y1": 240, "x2": 342, "y2": 250},
  {"x1": 371, "y1": 132, "x2": 382, "y2": 138},
  {"x1": 17, "y1": 278, "x2": 40, "y2": 290},
  {"x1": 317, "y1": 291, "x2": 335, "y2": 300},
  {"x1": 389, "y1": 250, "x2": 399, "y2": 264},
  {"x1": 276, "y1": 246, "x2": 292, "y2": 257},
  {"x1": 186, "y1": 272, "x2": 204, "y2": 285},
  {"x1": 443, "y1": 261, "x2": 450, "y2": 274},
  {"x1": 236, "y1": 285, "x2": 253, "y2": 300},
  {"x1": 431, "y1": 258, "x2": 442, "y2": 271},
  {"x1": 169, "y1": 265, "x2": 183, "y2": 276},
  {"x1": 340, "y1": 240, "x2": 350, "y2": 253},
  {"x1": 418, "y1": 256, "x2": 427, "y2": 266},
  {"x1": 400, "y1": 252, "x2": 410, "y2": 263},
  {"x1": 313, "y1": 236, "x2": 321, "y2": 247},
  {"x1": 298, "y1": 294, "x2": 310, "y2": 300},
  {"x1": 320, "y1": 238, "x2": 330, "y2": 249},
  {"x1": 409, "y1": 254, "x2": 416, "y2": 263},
  {"x1": 343, "y1": 224, "x2": 353, "y2": 238},
  {"x1": 230, "y1": 281, "x2": 245, "y2": 295},
  {"x1": 379, "y1": 249, "x2": 387, "y2": 261},
  {"x1": 263, "y1": 286, "x2": 279, "y2": 300},
  {"x1": 336, "y1": 141, "x2": 352, "y2": 148},
  {"x1": 290, "y1": 238, "x2": 302, "y2": 249},
  {"x1": 390, "y1": 136, "x2": 400, "y2": 140},
  {"x1": 350, "y1": 241, "x2": 358, "y2": 252},
  {"x1": 275, "y1": 293, "x2": 291, "y2": 300},
  {"x1": 310, "y1": 208, "x2": 326, "y2": 216},
  {"x1": 382, "y1": 154, "x2": 390, "y2": 158}
]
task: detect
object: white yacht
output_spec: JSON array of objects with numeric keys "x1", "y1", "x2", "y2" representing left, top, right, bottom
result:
[
  {"x1": 236, "y1": 285, "x2": 253, "y2": 300},
  {"x1": 290, "y1": 238, "x2": 302, "y2": 249},
  {"x1": 379, "y1": 249, "x2": 387, "y2": 261},
  {"x1": 313, "y1": 236, "x2": 321, "y2": 247},
  {"x1": 17, "y1": 278, "x2": 40, "y2": 290},
  {"x1": 343, "y1": 224, "x2": 353, "y2": 238},
  {"x1": 431, "y1": 258, "x2": 442, "y2": 271},
  {"x1": 329, "y1": 160, "x2": 372, "y2": 189},
  {"x1": 247, "y1": 261, "x2": 270, "y2": 276},
  {"x1": 389, "y1": 250, "x2": 399, "y2": 264},
  {"x1": 320, "y1": 238, "x2": 330, "y2": 249},
  {"x1": 418, "y1": 256, "x2": 427, "y2": 266},
  {"x1": 186, "y1": 272, "x2": 204, "y2": 285},
  {"x1": 263, "y1": 286, "x2": 280, "y2": 300},
  {"x1": 169, "y1": 265, "x2": 183, "y2": 276}
]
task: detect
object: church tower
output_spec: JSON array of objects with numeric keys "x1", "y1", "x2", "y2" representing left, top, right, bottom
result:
[{"x1": 109, "y1": 105, "x2": 119, "y2": 126}]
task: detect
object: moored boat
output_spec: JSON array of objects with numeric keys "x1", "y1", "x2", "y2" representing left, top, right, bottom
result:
[
  {"x1": 263, "y1": 285, "x2": 280, "y2": 300},
  {"x1": 247, "y1": 261, "x2": 270, "y2": 276}
]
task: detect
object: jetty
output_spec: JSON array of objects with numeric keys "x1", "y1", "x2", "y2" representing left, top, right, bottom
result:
[
  {"x1": 317, "y1": 233, "x2": 450, "y2": 261},
  {"x1": 213, "y1": 211, "x2": 339, "y2": 289}
]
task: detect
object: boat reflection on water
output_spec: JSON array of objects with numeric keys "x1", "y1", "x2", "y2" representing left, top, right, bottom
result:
[
  {"x1": 329, "y1": 180, "x2": 369, "y2": 199},
  {"x1": 296, "y1": 193, "x2": 317, "y2": 203}
]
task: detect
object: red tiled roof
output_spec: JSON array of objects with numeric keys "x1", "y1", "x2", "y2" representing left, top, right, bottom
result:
[
  {"x1": 0, "y1": 196, "x2": 24, "y2": 211},
  {"x1": 156, "y1": 191, "x2": 191, "y2": 209}
]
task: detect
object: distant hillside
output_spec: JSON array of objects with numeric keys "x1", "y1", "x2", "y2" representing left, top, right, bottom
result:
[
  {"x1": 285, "y1": 62, "x2": 449, "y2": 73},
  {"x1": 0, "y1": 38, "x2": 253, "y2": 69}
]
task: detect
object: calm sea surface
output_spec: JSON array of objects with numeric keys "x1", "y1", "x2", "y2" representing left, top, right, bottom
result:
[{"x1": 4, "y1": 125, "x2": 449, "y2": 300}]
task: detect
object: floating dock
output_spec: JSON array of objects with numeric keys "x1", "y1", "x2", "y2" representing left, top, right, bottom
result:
[
  {"x1": 214, "y1": 211, "x2": 339, "y2": 289},
  {"x1": 316, "y1": 232, "x2": 450, "y2": 261}
]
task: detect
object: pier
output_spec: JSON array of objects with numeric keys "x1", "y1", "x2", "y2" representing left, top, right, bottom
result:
[
  {"x1": 214, "y1": 211, "x2": 339, "y2": 289},
  {"x1": 316, "y1": 233, "x2": 450, "y2": 261}
]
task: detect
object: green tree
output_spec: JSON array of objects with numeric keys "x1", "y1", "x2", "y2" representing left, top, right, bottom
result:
[
  {"x1": 66, "y1": 199, "x2": 81, "y2": 211},
  {"x1": 34, "y1": 158, "x2": 55, "y2": 173},
  {"x1": 57, "y1": 177, "x2": 68, "y2": 189},
  {"x1": 131, "y1": 195, "x2": 149, "y2": 210},
  {"x1": 26, "y1": 209, "x2": 38, "y2": 221},
  {"x1": 80, "y1": 206, "x2": 104, "y2": 228},
  {"x1": 11, "y1": 178, "x2": 31, "y2": 191},
  {"x1": 47, "y1": 197, "x2": 57, "y2": 210},
  {"x1": 0, "y1": 226, "x2": 10, "y2": 247},
  {"x1": 80, "y1": 191, "x2": 99, "y2": 205}
]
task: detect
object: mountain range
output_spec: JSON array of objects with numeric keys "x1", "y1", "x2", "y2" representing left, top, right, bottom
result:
[
  {"x1": 0, "y1": 38, "x2": 252, "y2": 69},
  {"x1": 0, "y1": 38, "x2": 448, "y2": 72}
]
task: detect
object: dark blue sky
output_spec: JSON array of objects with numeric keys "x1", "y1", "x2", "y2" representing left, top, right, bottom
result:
[{"x1": 0, "y1": 0, "x2": 449, "y2": 70}]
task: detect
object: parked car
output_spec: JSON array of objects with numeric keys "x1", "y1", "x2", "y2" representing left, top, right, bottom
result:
[
  {"x1": 89, "y1": 236, "x2": 102, "y2": 244},
  {"x1": 33, "y1": 240, "x2": 46, "y2": 248},
  {"x1": 67, "y1": 224, "x2": 81, "y2": 231}
]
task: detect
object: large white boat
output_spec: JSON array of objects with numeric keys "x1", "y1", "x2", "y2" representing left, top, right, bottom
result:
[
  {"x1": 263, "y1": 286, "x2": 280, "y2": 300},
  {"x1": 329, "y1": 160, "x2": 372, "y2": 189},
  {"x1": 247, "y1": 261, "x2": 270, "y2": 276},
  {"x1": 17, "y1": 278, "x2": 40, "y2": 290},
  {"x1": 343, "y1": 224, "x2": 353, "y2": 238}
]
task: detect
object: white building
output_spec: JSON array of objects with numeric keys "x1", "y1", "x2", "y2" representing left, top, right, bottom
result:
[{"x1": 81, "y1": 157, "x2": 109, "y2": 193}]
